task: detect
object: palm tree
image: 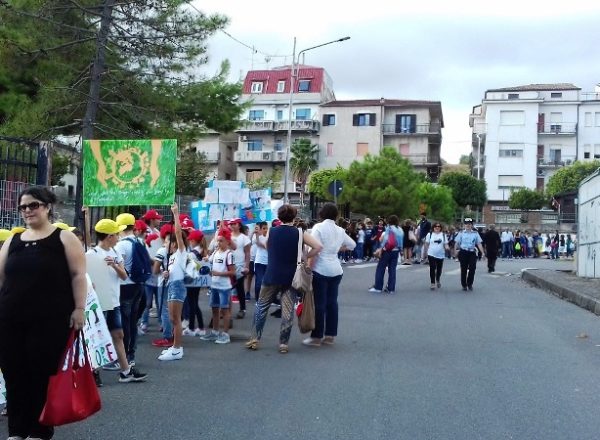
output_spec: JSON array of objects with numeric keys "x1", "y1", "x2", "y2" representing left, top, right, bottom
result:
[{"x1": 290, "y1": 138, "x2": 318, "y2": 206}]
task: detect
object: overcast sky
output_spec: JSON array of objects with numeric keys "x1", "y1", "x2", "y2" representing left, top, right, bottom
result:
[{"x1": 194, "y1": 0, "x2": 600, "y2": 164}]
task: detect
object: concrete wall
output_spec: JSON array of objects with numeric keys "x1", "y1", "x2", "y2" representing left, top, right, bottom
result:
[
  {"x1": 579, "y1": 102, "x2": 600, "y2": 160},
  {"x1": 577, "y1": 169, "x2": 600, "y2": 277}
]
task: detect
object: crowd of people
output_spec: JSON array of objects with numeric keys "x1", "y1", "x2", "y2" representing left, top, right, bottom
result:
[{"x1": 0, "y1": 185, "x2": 579, "y2": 440}]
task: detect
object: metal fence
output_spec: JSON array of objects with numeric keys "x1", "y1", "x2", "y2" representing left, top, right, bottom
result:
[{"x1": 0, "y1": 180, "x2": 30, "y2": 229}]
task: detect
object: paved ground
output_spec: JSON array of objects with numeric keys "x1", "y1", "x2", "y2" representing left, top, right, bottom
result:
[{"x1": 3, "y1": 256, "x2": 600, "y2": 440}]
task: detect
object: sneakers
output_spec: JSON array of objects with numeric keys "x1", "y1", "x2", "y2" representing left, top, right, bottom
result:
[
  {"x1": 152, "y1": 337, "x2": 174, "y2": 347},
  {"x1": 231, "y1": 295, "x2": 239, "y2": 303},
  {"x1": 102, "y1": 361, "x2": 120, "y2": 371},
  {"x1": 437, "y1": 282, "x2": 441, "y2": 288},
  {"x1": 467, "y1": 285, "x2": 473, "y2": 291},
  {"x1": 194, "y1": 328, "x2": 207, "y2": 337},
  {"x1": 118, "y1": 367, "x2": 148, "y2": 383},
  {"x1": 182, "y1": 328, "x2": 195, "y2": 336},
  {"x1": 430, "y1": 284, "x2": 436, "y2": 290},
  {"x1": 200, "y1": 331, "x2": 219, "y2": 342},
  {"x1": 215, "y1": 332, "x2": 231, "y2": 344},
  {"x1": 302, "y1": 337, "x2": 321, "y2": 347},
  {"x1": 158, "y1": 347, "x2": 183, "y2": 361},
  {"x1": 245, "y1": 292, "x2": 252, "y2": 301},
  {"x1": 137, "y1": 324, "x2": 146, "y2": 335},
  {"x1": 93, "y1": 370, "x2": 103, "y2": 387},
  {"x1": 236, "y1": 310, "x2": 246, "y2": 319},
  {"x1": 368, "y1": 287, "x2": 382, "y2": 293}
]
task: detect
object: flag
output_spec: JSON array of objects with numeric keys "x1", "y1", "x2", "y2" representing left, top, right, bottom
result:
[{"x1": 83, "y1": 139, "x2": 177, "y2": 206}]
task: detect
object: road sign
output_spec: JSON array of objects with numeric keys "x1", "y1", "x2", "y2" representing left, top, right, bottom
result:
[{"x1": 328, "y1": 179, "x2": 343, "y2": 197}]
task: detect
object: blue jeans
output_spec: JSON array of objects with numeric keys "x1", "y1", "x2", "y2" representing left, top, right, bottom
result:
[
  {"x1": 374, "y1": 249, "x2": 400, "y2": 291},
  {"x1": 142, "y1": 284, "x2": 158, "y2": 326},
  {"x1": 311, "y1": 272, "x2": 343, "y2": 339},
  {"x1": 254, "y1": 263, "x2": 267, "y2": 301},
  {"x1": 355, "y1": 243, "x2": 364, "y2": 260},
  {"x1": 119, "y1": 283, "x2": 143, "y2": 361},
  {"x1": 157, "y1": 284, "x2": 173, "y2": 339},
  {"x1": 502, "y1": 242, "x2": 512, "y2": 258}
]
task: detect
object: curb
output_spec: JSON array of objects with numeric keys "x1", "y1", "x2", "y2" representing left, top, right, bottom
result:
[{"x1": 521, "y1": 269, "x2": 600, "y2": 316}]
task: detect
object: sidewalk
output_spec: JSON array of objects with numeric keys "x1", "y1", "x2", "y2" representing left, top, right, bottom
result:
[{"x1": 521, "y1": 268, "x2": 600, "y2": 315}]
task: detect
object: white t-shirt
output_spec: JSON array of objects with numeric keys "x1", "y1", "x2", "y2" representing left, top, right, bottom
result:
[
  {"x1": 210, "y1": 249, "x2": 234, "y2": 290},
  {"x1": 85, "y1": 246, "x2": 122, "y2": 311},
  {"x1": 166, "y1": 249, "x2": 187, "y2": 283},
  {"x1": 250, "y1": 234, "x2": 258, "y2": 261},
  {"x1": 231, "y1": 233, "x2": 251, "y2": 268},
  {"x1": 254, "y1": 235, "x2": 268, "y2": 265},
  {"x1": 357, "y1": 229, "x2": 365, "y2": 244},
  {"x1": 154, "y1": 246, "x2": 167, "y2": 287},
  {"x1": 311, "y1": 220, "x2": 356, "y2": 277},
  {"x1": 115, "y1": 235, "x2": 136, "y2": 285},
  {"x1": 426, "y1": 231, "x2": 447, "y2": 259}
]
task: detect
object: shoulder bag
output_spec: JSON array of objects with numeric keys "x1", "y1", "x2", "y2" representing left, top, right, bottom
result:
[{"x1": 291, "y1": 228, "x2": 315, "y2": 333}]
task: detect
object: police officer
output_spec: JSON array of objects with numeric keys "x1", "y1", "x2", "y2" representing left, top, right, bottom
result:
[{"x1": 454, "y1": 217, "x2": 486, "y2": 291}]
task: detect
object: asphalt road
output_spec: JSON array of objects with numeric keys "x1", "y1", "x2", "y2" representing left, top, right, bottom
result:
[{"x1": 3, "y1": 256, "x2": 600, "y2": 440}]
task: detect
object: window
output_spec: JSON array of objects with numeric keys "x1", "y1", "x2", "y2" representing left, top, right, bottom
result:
[
  {"x1": 495, "y1": 213, "x2": 521, "y2": 224},
  {"x1": 276, "y1": 110, "x2": 283, "y2": 120},
  {"x1": 274, "y1": 140, "x2": 284, "y2": 151},
  {"x1": 396, "y1": 114, "x2": 416, "y2": 133},
  {"x1": 499, "y1": 149, "x2": 523, "y2": 157},
  {"x1": 399, "y1": 144, "x2": 410, "y2": 157},
  {"x1": 322, "y1": 114, "x2": 336, "y2": 126},
  {"x1": 584, "y1": 144, "x2": 591, "y2": 159},
  {"x1": 550, "y1": 112, "x2": 562, "y2": 131},
  {"x1": 551, "y1": 92, "x2": 563, "y2": 98},
  {"x1": 295, "y1": 108, "x2": 311, "y2": 120},
  {"x1": 326, "y1": 142, "x2": 334, "y2": 157},
  {"x1": 246, "y1": 169, "x2": 263, "y2": 182},
  {"x1": 595, "y1": 112, "x2": 600, "y2": 127},
  {"x1": 248, "y1": 110, "x2": 264, "y2": 121},
  {"x1": 498, "y1": 175, "x2": 524, "y2": 189},
  {"x1": 298, "y1": 80, "x2": 310, "y2": 92},
  {"x1": 508, "y1": 93, "x2": 519, "y2": 99},
  {"x1": 277, "y1": 80, "x2": 285, "y2": 93},
  {"x1": 549, "y1": 149, "x2": 562, "y2": 163},
  {"x1": 500, "y1": 110, "x2": 525, "y2": 125},
  {"x1": 67, "y1": 185, "x2": 74, "y2": 198},
  {"x1": 585, "y1": 112, "x2": 592, "y2": 127},
  {"x1": 250, "y1": 81, "x2": 263, "y2": 93},
  {"x1": 247, "y1": 140, "x2": 263, "y2": 151},
  {"x1": 357, "y1": 143, "x2": 369, "y2": 156},
  {"x1": 584, "y1": 152, "x2": 591, "y2": 159},
  {"x1": 353, "y1": 113, "x2": 376, "y2": 126},
  {"x1": 595, "y1": 145, "x2": 600, "y2": 159}
]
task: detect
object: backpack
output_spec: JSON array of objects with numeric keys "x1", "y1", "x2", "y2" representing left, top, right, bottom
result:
[
  {"x1": 383, "y1": 228, "x2": 398, "y2": 251},
  {"x1": 125, "y1": 237, "x2": 152, "y2": 283},
  {"x1": 184, "y1": 250, "x2": 201, "y2": 284},
  {"x1": 514, "y1": 242, "x2": 521, "y2": 251}
]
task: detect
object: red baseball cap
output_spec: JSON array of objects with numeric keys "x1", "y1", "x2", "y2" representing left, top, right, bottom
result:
[
  {"x1": 145, "y1": 233, "x2": 159, "y2": 247},
  {"x1": 159, "y1": 223, "x2": 173, "y2": 240},
  {"x1": 181, "y1": 218, "x2": 195, "y2": 230},
  {"x1": 134, "y1": 220, "x2": 148, "y2": 232},
  {"x1": 228, "y1": 218, "x2": 242, "y2": 226},
  {"x1": 143, "y1": 209, "x2": 163, "y2": 221},
  {"x1": 218, "y1": 227, "x2": 232, "y2": 242},
  {"x1": 188, "y1": 230, "x2": 204, "y2": 242}
]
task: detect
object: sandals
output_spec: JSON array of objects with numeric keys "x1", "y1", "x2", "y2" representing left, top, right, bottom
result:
[
  {"x1": 245, "y1": 338, "x2": 259, "y2": 350},
  {"x1": 278, "y1": 344, "x2": 289, "y2": 354},
  {"x1": 322, "y1": 336, "x2": 335, "y2": 345}
]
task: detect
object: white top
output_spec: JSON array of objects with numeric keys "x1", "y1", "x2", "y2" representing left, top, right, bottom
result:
[
  {"x1": 250, "y1": 234, "x2": 258, "y2": 260},
  {"x1": 231, "y1": 233, "x2": 251, "y2": 268},
  {"x1": 154, "y1": 246, "x2": 168, "y2": 287},
  {"x1": 210, "y1": 249, "x2": 234, "y2": 290},
  {"x1": 254, "y1": 235, "x2": 268, "y2": 265},
  {"x1": 426, "y1": 231, "x2": 447, "y2": 260},
  {"x1": 146, "y1": 226, "x2": 163, "y2": 259},
  {"x1": 501, "y1": 231, "x2": 513, "y2": 243},
  {"x1": 166, "y1": 249, "x2": 187, "y2": 283},
  {"x1": 311, "y1": 219, "x2": 356, "y2": 277},
  {"x1": 357, "y1": 229, "x2": 365, "y2": 244},
  {"x1": 85, "y1": 246, "x2": 122, "y2": 311},
  {"x1": 114, "y1": 235, "x2": 135, "y2": 285}
]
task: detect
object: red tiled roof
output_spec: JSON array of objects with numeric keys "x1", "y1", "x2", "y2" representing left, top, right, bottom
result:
[
  {"x1": 486, "y1": 83, "x2": 581, "y2": 92},
  {"x1": 243, "y1": 65, "x2": 324, "y2": 94}
]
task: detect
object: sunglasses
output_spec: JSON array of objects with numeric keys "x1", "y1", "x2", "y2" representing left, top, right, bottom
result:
[
  {"x1": 18, "y1": 201, "x2": 47, "y2": 212},
  {"x1": 433, "y1": 224, "x2": 442, "y2": 228}
]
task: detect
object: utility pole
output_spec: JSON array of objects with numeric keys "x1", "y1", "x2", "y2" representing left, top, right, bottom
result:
[{"x1": 74, "y1": 0, "x2": 116, "y2": 227}]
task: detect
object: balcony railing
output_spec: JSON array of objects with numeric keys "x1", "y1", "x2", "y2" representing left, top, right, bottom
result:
[
  {"x1": 537, "y1": 122, "x2": 577, "y2": 134},
  {"x1": 382, "y1": 123, "x2": 442, "y2": 135},
  {"x1": 234, "y1": 150, "x2": 287, "y2": 163},
  {"x1": 201, "y1": 152, "x2": 220, "y2": 163},
  {"x1": 272, "y1": 180, "x2": 300, "y2": 194},
  {"x1": 537, "y1": 156, "x2": 576, "y2": 168},
  {"x1": 581, "y1": 92, "x2": 600, "y2": 101},
  {"x1": 237, "y1": 120, "x2": 275, "y2": 131},
  {"x1": 401, "y1": 153, "x2": 441, "y2": 165},
  {"x1": 274, "y1": 120, "x2": 320, "y2": 131}
]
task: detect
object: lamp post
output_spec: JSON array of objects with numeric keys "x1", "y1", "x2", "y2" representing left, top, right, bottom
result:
[{"x1": 283, "y1": 36, "x2": 350, "y2": 203}]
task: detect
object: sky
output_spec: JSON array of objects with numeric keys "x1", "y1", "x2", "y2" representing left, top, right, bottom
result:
[{"x1": 193, "y1": 0, "x2": 600, "y2": 164}]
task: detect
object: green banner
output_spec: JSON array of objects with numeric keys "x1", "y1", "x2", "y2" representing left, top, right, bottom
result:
[{"x1": 83, "y1": 139, "x2": 176, "y2": 206}]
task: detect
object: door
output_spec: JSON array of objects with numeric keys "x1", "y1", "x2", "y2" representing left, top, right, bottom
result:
[
  {"x1": 537, "y1": 113, "x2": 545, "y2": 133},
  {"x1": 396, "y1": 115, "x2": 416, "y2": 133}
]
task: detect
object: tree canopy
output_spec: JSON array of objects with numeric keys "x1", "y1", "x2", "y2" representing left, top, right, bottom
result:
[
  {"x1": 415, "y1": 182, "x2": 456, "y2": 223},
  {"x1": 307, "y1": 166, "x2": 347, "y2": 201},
  {"x1": 438, "y1": 172, "x2": 487, "y2": 208},
  {"x1": 0, "y1": 0, "x2": 245, "y2": 143},
  {"x1": 175, "y1": 149, "x2": 210, "y2": 198},
  {"x1": 508, "y1": 188, "x2": 547, "y2": 210},
  {"x1": 545, "y1": 161, "x2": 600, "y2": 196},
  {"x1": 338, "y1": 147, "x2": 423, "y2": 217}
]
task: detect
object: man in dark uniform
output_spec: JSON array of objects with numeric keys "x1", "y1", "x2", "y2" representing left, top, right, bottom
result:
[{"x1": 483, "y1": 224, "x2": 501, "y2": 272}]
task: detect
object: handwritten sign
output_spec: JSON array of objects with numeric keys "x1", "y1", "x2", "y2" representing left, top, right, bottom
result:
[{"x1": 83, "y1": 275, "x2": 116, "y2": 369}]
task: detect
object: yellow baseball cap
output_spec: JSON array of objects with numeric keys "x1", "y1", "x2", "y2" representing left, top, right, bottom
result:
[
  {"x1": 0, "y1": 229, "x2": 11, "y2": 242},
  {"x1": 95, "y1": 219, "x2": 127, "y2": 235},
  {"x1": 116, "y1": 213, "x2": 136, "y2": 226},
  {"x1": 53, "y1": 222, "x2": 76, "y2": 232},
  {"x1": 10, "y1": 226, "x2": 26, "y2": 234}
]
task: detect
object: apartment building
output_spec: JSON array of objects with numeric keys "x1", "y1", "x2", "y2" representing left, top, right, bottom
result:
[
  {"x1": 319, "y1": 99, "x2": 443, "y2": 180},
  {"x1": 234, "y1": 65, "x2": 335, "y2": 194},
  {"x1": 191, "y1": 131, "x2": 237, "y2": 181},
  {"x1": 579, "y1": 84, "x2": 600, "y2": 161}
]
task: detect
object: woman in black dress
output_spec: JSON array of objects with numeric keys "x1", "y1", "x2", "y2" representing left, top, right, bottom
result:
[{"x1": 0, "y1": 186, "x2": 86, "y2": 440}]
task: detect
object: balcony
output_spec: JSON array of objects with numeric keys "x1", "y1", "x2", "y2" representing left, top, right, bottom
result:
[
  {"x1": 234, "y1": 150, "x2": 287, "y2": 163},
  {"x1": 537, "y1": 122, "x2": 577, "y2": 135},
  {"x1": 273, "y1": 180, "x2": 300, "y2": 194},
  {"x1": 274, "y1": 120, "x2": 320, "y2": 132},
  {"x1": 581, "y1": 92, "x2": 600, "y2": 101},
  {"x1": 201, "y1": 152, "x2": 220, "y2": 163},
  {"x1": 237, "y1": 120, "x2": 275, "y2": 131},
  {"x1": 537, "y1": 156, "x2": 576, "y2": 168},
  {"x1": 401, "y1": 153, "x2": 441, "y2": 165},
  {"x1": 382, "y1": 123, "x2": 442, "y2": 135}
]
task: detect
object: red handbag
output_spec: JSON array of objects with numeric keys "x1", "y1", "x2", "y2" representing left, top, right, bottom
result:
[{"x1": 39, "y1": 329, "x2": 101, "y2": 426}]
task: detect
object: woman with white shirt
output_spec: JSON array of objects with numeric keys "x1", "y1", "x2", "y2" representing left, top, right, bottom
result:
[
  {"x1": 423, "y1": 222, "x2": 449, "y2": 290},
  {"x1": 304, "y1": 203, "x2": 356, "y2": 347}
]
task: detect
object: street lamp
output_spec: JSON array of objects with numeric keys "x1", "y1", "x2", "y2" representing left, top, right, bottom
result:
[{"x1": 283, "y1": 36, "x2": 350, "y2": 203}]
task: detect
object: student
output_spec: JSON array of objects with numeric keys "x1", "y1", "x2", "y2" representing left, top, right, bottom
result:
[
  {"x1": 88, "y1": 219, "x2": 147, "y2": 383},
  {"x1": 201, "y1": 227, "x2": 236, "y2": 344},
  {"x1": 423, "y1": 222, "x2": 449, "y2": 289},
  {"x1": 228, "y1": 218, "x2": 251, "y2": 319},
  {"x1": 182, "y1": 229, "x2": 207, "y2": 336},
  {"x1": 157, "y1": 204, "x2": 189, "y2": 361},
  {"x1": 253, "y1": 222, "x2": 269, "y2": 301}
]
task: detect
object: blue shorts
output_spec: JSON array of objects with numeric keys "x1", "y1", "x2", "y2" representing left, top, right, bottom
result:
[
  {"x1": 104, "y1": 307, "x2": 122, "y2": 332},
  {"x1": 209, "y1": 288, "x2": 232, "y2": 309},
  {"x1": 168, "y1": 280, "x2": 187, "y2": 303}
]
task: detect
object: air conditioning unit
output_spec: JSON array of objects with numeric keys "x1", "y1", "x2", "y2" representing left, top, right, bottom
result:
[
  {"x1": 537, "y1": 169, "x2": 545, "y2": 176},
  {"x1": 240, "y1": 136, "x2": 248, "y2": 142}
]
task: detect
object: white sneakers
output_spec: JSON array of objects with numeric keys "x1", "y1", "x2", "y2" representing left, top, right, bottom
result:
[
  {"x1": 182, "y1": 328, "x2": 195, "y2": 336},
  {"x1": 158, "y1": 346, "x2": 183, "y2": 361}
]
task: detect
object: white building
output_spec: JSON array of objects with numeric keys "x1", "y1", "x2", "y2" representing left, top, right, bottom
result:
[{"x1": 579, "y1": 84, "x2": 600, "y2": 161}]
